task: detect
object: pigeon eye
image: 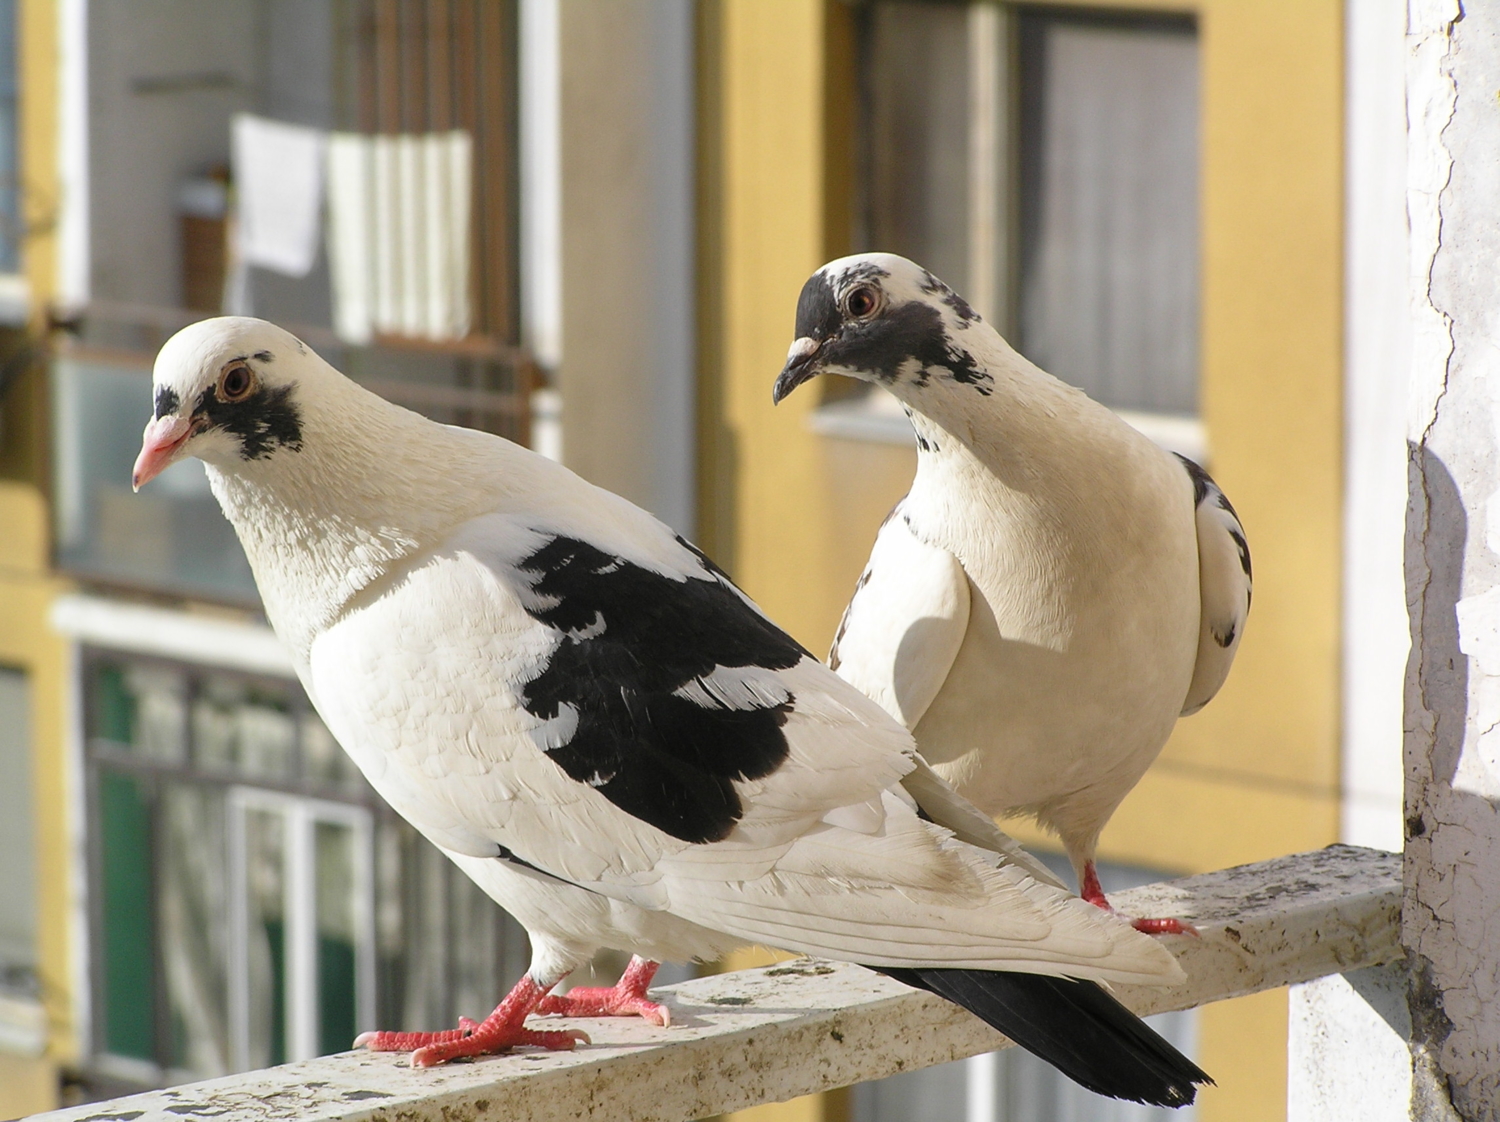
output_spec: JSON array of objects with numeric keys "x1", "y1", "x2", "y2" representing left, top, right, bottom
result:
[
  {"x1": 845, "y1": 285, "x2": 880, "y2": 319},
  {"x1": 218, "y1": 363, "x2": 255, "y2": 403}
]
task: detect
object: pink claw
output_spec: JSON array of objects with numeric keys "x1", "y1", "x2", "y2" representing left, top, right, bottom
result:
[
  {"x1": 354, "y1": 974, "x2": 590, "y2": 1066},
  {"x1": 1081, "y1": 861, "x2": 1200, "y2": 938},
  {"x1": 535, "y1": 956, "x2": 672, "y2": 1027}
]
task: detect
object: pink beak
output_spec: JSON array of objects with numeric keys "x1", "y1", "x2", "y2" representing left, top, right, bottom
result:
[{"x1": 132, "y1": 415, "x2": 193, "y2": 491}]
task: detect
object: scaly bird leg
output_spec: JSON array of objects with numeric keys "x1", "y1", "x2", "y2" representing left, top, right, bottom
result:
[
  {"x1": 535, "y1": 955, "x2": 671, "y2": 1026},
  {"x1": 1081, "y1": 861, "x2": 1199, "y2": 937},
  {"x1": 354, "y1": 974, "x2": 590, "y2": 1067}
]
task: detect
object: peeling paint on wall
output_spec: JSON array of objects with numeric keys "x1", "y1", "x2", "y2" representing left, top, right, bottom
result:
[{"x1": 1404, "y1": 1, "x2": 1500, "y2": 1117}]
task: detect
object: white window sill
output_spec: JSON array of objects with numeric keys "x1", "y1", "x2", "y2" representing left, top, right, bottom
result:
[
  {"x1": 809, "y1": 390, "x2": 1209, "y2": 464},
  {"x1": 50, "y1": 593, "x2": 294, "y2": 677},
  {"x1": 0, "y1": 273, "x2": 30, "y2": 327},
  {"x1": 0, "y1": 991, "x2": 46, "y2": 1057}
]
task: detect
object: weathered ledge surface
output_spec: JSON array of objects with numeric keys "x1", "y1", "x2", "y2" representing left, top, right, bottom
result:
[{"x1": 31, "y1": 844, "x2": 1400, "y2": 1122}]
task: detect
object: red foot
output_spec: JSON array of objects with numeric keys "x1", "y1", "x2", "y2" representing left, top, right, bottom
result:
[
  {"x1": 354, "y1": 975, "x2": 590, "y2": 1067},
  {"x1": 536, "y1": 956, "x2": 671, "y2": 1026},
  {"x1": 1081, "y1": 861, "x2": 1200, "y2": 937}
]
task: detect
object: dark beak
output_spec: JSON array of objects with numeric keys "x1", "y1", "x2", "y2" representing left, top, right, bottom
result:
[{"x1": 772, "y1": 336, "x2": 822, "y2": 404}]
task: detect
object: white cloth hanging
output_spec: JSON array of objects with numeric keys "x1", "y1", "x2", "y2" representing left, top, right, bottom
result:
[
  {"x1": 231, "y1": 114, "x2": 327, "y2": 278},
  {"x1": 326, "y1": 130, "x2": 472, "y2": 344}
]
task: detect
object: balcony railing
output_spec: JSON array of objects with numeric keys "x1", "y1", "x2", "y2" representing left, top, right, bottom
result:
[{"x1": 25, "y1": 844, "x2": 1400, "y2": 1122}]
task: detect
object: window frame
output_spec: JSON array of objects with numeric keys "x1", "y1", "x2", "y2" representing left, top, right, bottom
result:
[
  {"x1": 73, "y1": 639, "x2": 529, "y2": 1090},
  {"x1": 830, "y1": 0, "x2": 1208, "y2": 463}
]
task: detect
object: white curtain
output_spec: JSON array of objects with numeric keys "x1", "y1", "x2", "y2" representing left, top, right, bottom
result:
[
  {"x1": 1018, "y1": 19, "x2": 1200, "y2": 416},
  {"x1": 327, "y1": 131, "x2": 473, "y2": 344}
]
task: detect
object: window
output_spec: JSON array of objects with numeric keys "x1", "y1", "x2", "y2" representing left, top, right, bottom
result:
[
  {"x1": 851, "y1": 2, "x2": 1202, "y2": 452},
  {"x1": 1017, "y1": 8, "x2": 1199, "y2": 416},
  {"x1": 850, "y1": 853, "x2": 1200, "y2": 1122},
  {"x1": 0, "y1": 667, "x2": 37, "y2": 1004},
  {"x1": 52, "y1": 308, "x2": 532, "y2": 607},
  {"x1": 85, "y1": 652, "x2": 530, "y2": 1085},
  {"x1": 53, "y1": 348, "x2": 259, "y2": 605},
  {"x1": 55, "y1": 0, "x2": 534, "y2": 606},
  {"x1": 340, "y1": 0, "x2": 521, "y2": 344}
]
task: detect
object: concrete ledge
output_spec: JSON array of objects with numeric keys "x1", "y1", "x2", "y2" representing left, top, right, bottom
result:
[{"x1": 30, "y1": 844, "x2": 1400, "y2": 1122}]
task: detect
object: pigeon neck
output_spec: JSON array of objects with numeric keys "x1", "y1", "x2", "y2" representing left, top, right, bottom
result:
[
  {"x1": 206, "y1": 388, "x2": 512, "y2": 666},
  {"x1": 897, "y1": 345, "x2": 1085, "y2": 473}
]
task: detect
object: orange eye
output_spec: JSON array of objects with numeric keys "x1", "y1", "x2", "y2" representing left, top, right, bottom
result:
[
  {"x1": 846, "y1": 285, "x2": 880, "y2": 318},
  {"x1": 219, "y1": 363, "x2": 255, "y2": 402}
]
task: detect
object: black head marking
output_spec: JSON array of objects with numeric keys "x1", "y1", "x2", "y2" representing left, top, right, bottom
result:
[
  {"x1": 842, "y1": 260, "x2": 891, "y2": 285},
  {"x1": 794, "y1": 271, "x2": 842, "y2": 341},
  {"x1": 515, "y1": 536, "x2": 807, "y2": 844},
  {"x1": 824, "y1": 299, "x2": 993, "y2": 394},
  {"x1": 920, "y1": 269, "x2": 981, "y2": 327},
  {"x1": 191, "y1": 381, "x2": 303, "y2": 460},
  {"x1": 793, "y1": 267, "x2": 993, "y2": 394},
  {"x1": 154, "y1": 385, "x2": 180, "y2": 419},
  {"x1": 253, "y1": 349, "x2": 274, "y2": 363}
]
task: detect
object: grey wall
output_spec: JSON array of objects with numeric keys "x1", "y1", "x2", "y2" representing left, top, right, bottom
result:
[{"x1": 558, "y1": 0, "x2": 696, "y2": 535}]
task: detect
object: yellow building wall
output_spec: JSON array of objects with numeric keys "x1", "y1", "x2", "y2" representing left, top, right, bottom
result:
[
  {"x1": 700, "y1": 2, "x2": 1343, "y2": 1121},
  {"x1": 0, "y1": 2, "x2": 69, "y2": 1116}
]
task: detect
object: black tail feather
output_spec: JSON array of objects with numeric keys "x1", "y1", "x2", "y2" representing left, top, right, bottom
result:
[{"x1": 880, "y1": 967, "x2": 1212, "y2": 1107}]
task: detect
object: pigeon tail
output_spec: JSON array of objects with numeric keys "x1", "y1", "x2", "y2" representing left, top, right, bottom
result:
[{"x1": 880, "y1": 967, "x2": 1212, "y2": 1107}]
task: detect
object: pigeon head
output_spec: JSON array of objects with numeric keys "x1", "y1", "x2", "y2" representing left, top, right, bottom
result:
[
  {"x1": 134, "y1": 317, "x2": 311, "y2": 490},
  {"x1": 772, "y1": 253, "x2": 993, "y2": 405}
]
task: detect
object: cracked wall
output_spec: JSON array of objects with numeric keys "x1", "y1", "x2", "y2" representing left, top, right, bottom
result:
[{"x1": 1405, "y1": 1, "x2": 1500, "y2": 1118}]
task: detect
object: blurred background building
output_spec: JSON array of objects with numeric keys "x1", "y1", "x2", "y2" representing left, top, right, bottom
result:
[{"x1": 0, "y1": 2, "x2": 1401, "y2": 1122}]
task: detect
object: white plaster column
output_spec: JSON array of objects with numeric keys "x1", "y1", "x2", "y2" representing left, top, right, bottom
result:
[
  {"x1": 1289, "y1": 965, "x2": 1412, "y2": 1122},
  {"x1": 1288, "y1": 0, "x2": 1413, "y2": 1105},
  {"x1": 1342, "y1": 0, "x2": 1411, "y2": 853},
  {"x1": 556, "y1": 0, "x2": 696, "y2": 535},
  {"x1": 1404, "y1": 0, "x2": 1500, "y2": 1116}
]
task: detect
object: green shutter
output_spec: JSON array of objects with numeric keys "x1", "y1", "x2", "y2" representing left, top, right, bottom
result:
[
  {"x1": 99, "y1": 771, "x2": 155, "y2": 1061},
  {"x1": 95, "y1": 665, "x2": 136, "y2": 746}
]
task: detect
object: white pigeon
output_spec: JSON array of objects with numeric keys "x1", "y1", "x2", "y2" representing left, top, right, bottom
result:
[
  {"x1": 773, "y1": 254, "x2": 1251, "y2": 934},
  {"x1": 133, "y1": 316, "x2": 1210, "y2": 1105}
]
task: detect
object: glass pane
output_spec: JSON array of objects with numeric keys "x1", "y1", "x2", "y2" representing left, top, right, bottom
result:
[
  {"x1": 447, "y1": 861, "x2": 503, "y2": 1025},
  {"x1": 126, "y1": 665, "x2": 188, "y2": 762},
  {"x1": 92, "y1": 662, "x2": 188, "y2": 761},
  {"x1": 0, "y1": 667, "x2": 35, "y2": 996},
  {"x1": 99, "y1": 770, "x2": 156, "y2": 1062},
  {"x1": 314, "y1": 821, "x2": 357, "y2": 1055},
  {"x1": 194, "y1": 676, "x2": 295, "y2": 779},
  {"x1": 400, "y1": 835, "x2": 454, "y2": 1030},
  {"x1": 371, "y1": 819, "x2": 528, "y2": 1032},
  {"x1": 862, "y1": 1, "x2": 972, "y2": 291},
  {"x1": 301, "y1": 712, "x2": 363, "y2": 789},
  {"x1": 1018, "y1": 13, "x2": 1200, "y2": 414},
  {"x1": 52, "y1": 353, "x2": 260, "y2": 604},
  {"x1": 243, "y1": 807, "x2": 287, "y2": 1069},
  {"x1": 160, "y1": 782, "x2": 230, "y2": 1077}
]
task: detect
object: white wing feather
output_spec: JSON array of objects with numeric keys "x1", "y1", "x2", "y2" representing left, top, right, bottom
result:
[
  {"x1": 1182, "y1": 478, "x2": 1252, "y2": 715},
  {"x1": 309, "y1": 510, "x2": 1182, "y2": 986},
  {"x1": 830, "y1": 505, "x2": 970, "y2": 729}
]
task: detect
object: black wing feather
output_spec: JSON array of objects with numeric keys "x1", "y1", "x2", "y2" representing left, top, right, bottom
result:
[
  {"x1": 882, "y1": 967, "x2": 1212, "y2": 1107},
  {"x1": 515, "y1": 535, "x2": 809, "y2": 844}
]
